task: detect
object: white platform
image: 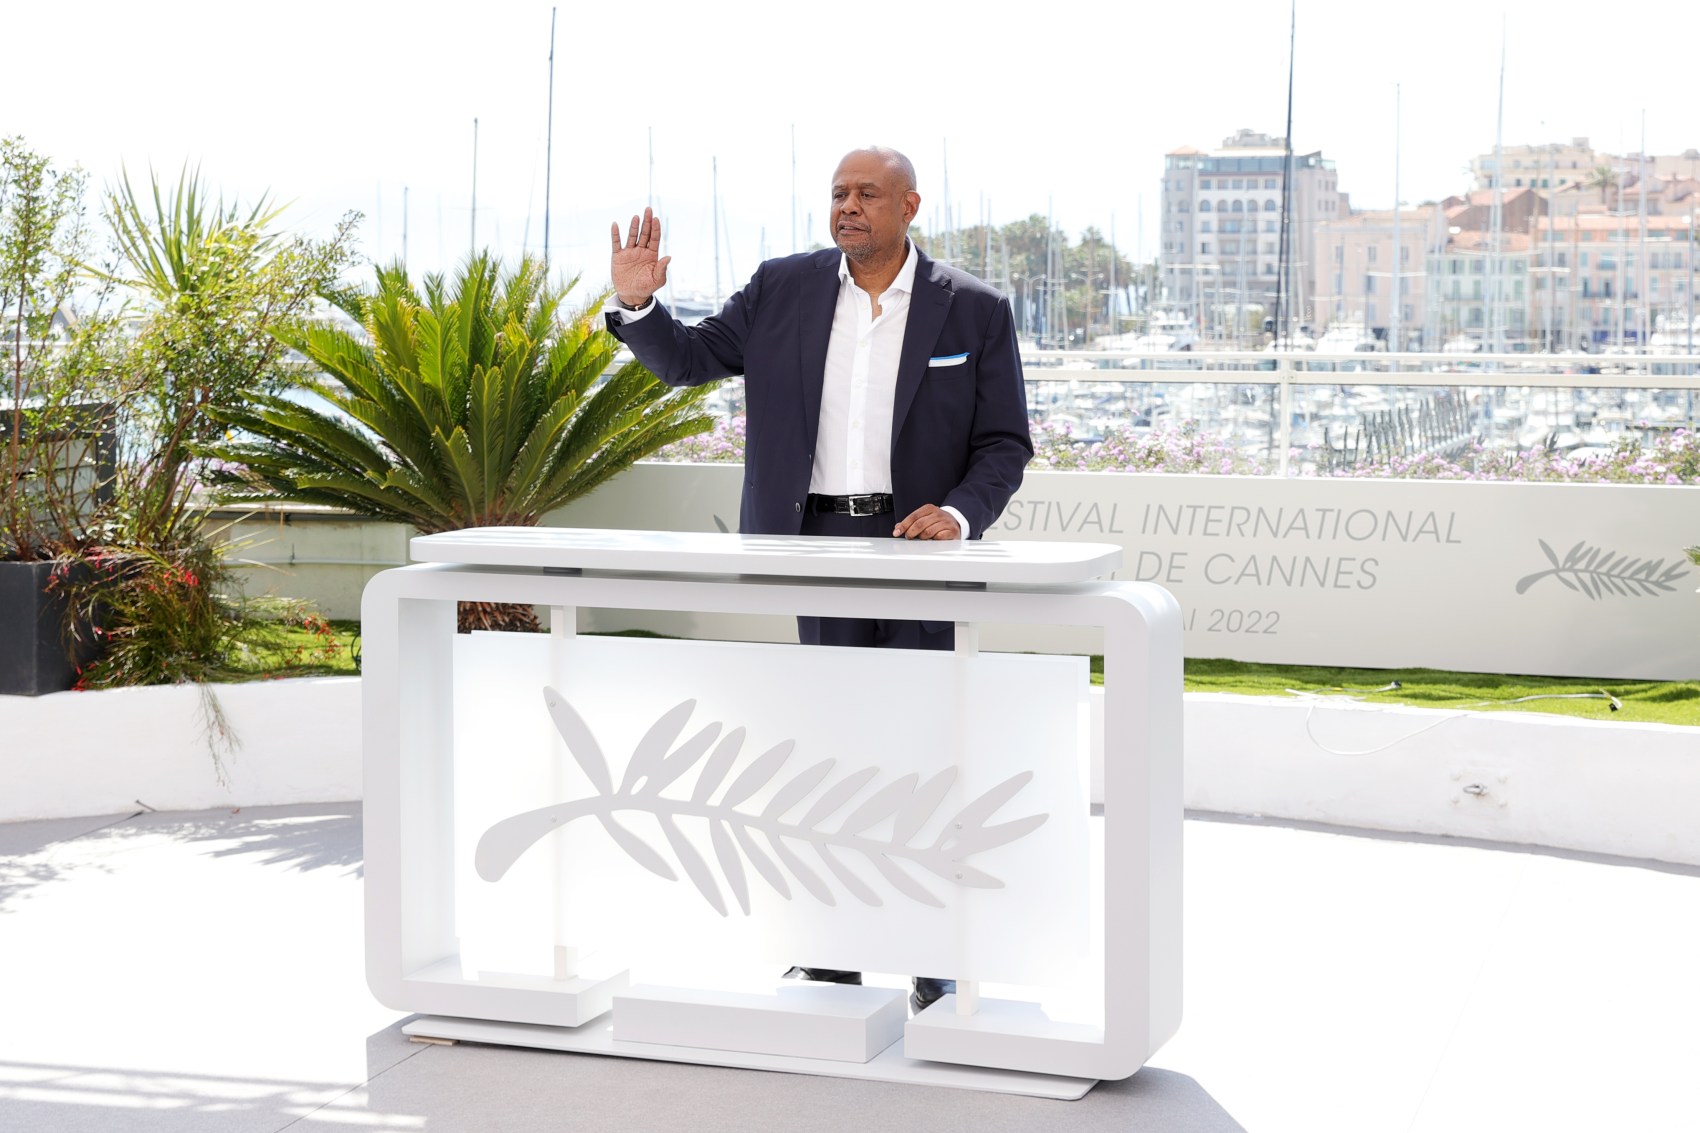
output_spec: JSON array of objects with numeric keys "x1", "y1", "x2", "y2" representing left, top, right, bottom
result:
[
  {"x1": 365, "y1": 527, "x2": 1182, "y2": 1088},
  {"x1": 401, "y1": 1014, "x2": 1098, "y2": 1099},
  {"x1": 613, "y1": 983, "x2": 906, "y2": 1063},
  {"x1": 409, "y1": 525, "x2": 1122, "y2": 585}
]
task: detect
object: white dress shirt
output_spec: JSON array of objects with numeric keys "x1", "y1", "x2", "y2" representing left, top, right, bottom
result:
[{"x1": 612, "y1": 242, "x2": 968, "y2": 536}]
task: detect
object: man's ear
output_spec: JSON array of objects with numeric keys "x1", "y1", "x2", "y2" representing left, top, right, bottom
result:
[{"x1": 903, "y1": 190, "x2": 921, "y2": 226}]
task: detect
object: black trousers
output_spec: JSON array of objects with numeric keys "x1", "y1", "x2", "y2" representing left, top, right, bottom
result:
[{"x1": 795, "y1": 508, "x2": 954, "y2": 652}]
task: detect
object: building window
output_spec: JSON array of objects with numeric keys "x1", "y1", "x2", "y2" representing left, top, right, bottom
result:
[
  {"x1": 1264, "y1": 200, "x2": 1277, "y2": 211},
  {"x1": 1367, "y1": 246, "x2": 1378, "y2": 263},
  {"x1": 1178, "y1": 201, "x2": 1190, "y2": 212},
  {"x1": 1264, "y1": 178, "x2": 1277, "y2": 189},
  {"x1": 1402, "y1": 305, "x2": 1414, "y2": 321},
  {"x1": 1201, "y1": 242, "x2": 1211, "y2": 253},
  {"x1": 1231, "y1": 178, "x2": 1244, "y2": 190},
  {"x1": 1231, "y1": 200, "x2": 1243, "y2": 212},
  {"x1": 1264, "y1": 221, "x2": 1276, "y2": 233},
  {"x1": 1222, "y1": 240, "x2": 1239, "y2": 254},
  {"x1": 1199, "y1": 199, "x2": 1212, "y2": 212},
  {"x1": 1400, "y1": 246, "x2": 1410, "y2": 265},
  {"x1": 1201, "y1": 221, "x2": 1213, "y2": 233},
  {"x1": 1365, "y1": 275, "x2": 1377, "y2": 294},
  {"x1": 1264, "y1": 241, "x2": 1275, "y2": 253},
  {"x1": 1201, "y1": 180, "x2": 1212, "y2": 190},
  {"x1": 1264, "y1": 263, "x2": 1276, "y2": 275}
]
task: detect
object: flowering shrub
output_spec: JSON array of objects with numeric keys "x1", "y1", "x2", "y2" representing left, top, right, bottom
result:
[
  {"x1": 1330, "y1": 429, "x2": 1700, "y2": 485},
  {"x1": 1029, "y1": 420, "x2": 1268, "y2": 475},
  {"x1": 654, "y1": 414, "x2": 748, "y2": 463},
  {"x1": 655, "y1": 416, "x2": 1700, "y2": 485}
]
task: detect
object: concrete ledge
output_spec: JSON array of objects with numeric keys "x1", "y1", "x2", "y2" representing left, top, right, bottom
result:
[
  {"x1": 613, "y1": 983, "x2": 906, "y2": 1063},
  {"x1": 0, "y1": 677, "x2": 361, "y2": 822},
  {"x1": 1180, "y1": 692, "x2": 1700, "y2": 867},
  {"x1": 4, "y1": 677, "x2": 1695, "y2": 870}
]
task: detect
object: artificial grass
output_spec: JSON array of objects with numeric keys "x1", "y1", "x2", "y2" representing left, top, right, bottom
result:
[
  {"x1": 1088, "y1": 656, "x2": 1700, "y2": 727},
  {"x1": 239, "y1": 621, "x2": 1699, "y2": 726},
  {"x1": 223, "y1": 618, "x2": 363, "y2": 680}
]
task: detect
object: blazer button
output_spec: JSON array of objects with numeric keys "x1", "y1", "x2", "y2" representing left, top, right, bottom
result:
[{"x1": 794, "y1": 501, "x2": 801, "y2": 512}]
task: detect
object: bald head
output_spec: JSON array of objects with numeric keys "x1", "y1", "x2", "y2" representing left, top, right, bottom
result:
[
  {"x1": 830, "y1": 148, "x2": 921, "y2": 268},
  {"x1": 838, "y1": 146, "x2": 917, "y2": 193}
]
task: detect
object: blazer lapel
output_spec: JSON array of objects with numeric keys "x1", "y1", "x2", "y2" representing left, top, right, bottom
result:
[
  {"x1": 892, "y1": 253, "x2": 953, "y2": 436},
  {"x1": 798, "y1": 253, "x2": 838, "y2": 454}
]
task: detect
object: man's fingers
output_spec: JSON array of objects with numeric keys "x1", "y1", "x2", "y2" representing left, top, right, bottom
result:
[
  {"x1": 610, "y1": 221, "x2": 622, "y2": 255},
  {"x1": 628, "y1": 214, "x2": 641, "y2": 247},
  {"x1": 649, "y1": 212, "x2": 662, "y2": 248}
]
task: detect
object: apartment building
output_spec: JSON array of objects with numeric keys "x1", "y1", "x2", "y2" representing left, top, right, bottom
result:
[
  {"x1": 1312, "y1": 207, "x2": 1447, "y2": 349},
  {"x1": 1469, "y1": 138, "x2": 1603, "y2": 192},
  {"x1": 1160, "y1": 129, "x2": 1349, "y2": 338},
  {"x1": 1530, "y1": 213, "x2": 1698, "y2": 347}
]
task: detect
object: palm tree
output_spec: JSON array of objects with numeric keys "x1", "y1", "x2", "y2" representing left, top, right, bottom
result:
[
  {"x1": 1585, "y1": 164, "x2": 1620, "y2": 211},
  {"x1": 206, "y1": 254, "x2": 716, "y2": 631}
]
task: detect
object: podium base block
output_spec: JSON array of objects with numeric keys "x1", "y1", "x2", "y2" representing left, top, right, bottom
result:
[
  {"x1": 613, "y1": 983, "x2": 904, "y2": 1063},
  {"x1": 400, "y1": 1014, "x2": 1098, "y2": 1099},
  {"x1": 903, "y1": 995, "x2": 1108, "y2": 1079}
]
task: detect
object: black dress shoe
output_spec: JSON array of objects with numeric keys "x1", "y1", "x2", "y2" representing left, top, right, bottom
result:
[
  {"x1": 783, "y1": 966, "x2": 862, "y2": 985},
  {"x1": 910, "y1": 977, "x2": 956, "y2": 1014}
]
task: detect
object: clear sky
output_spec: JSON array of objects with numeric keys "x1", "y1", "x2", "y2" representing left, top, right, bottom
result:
[{"x1": 5, "y1": 0, "x2": 1692, "y2": 301}]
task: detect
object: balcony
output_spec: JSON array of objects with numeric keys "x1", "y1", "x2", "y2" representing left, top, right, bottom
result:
[{"x1": 2, "y1": 348, "x2": 1696, "y2": 1130}]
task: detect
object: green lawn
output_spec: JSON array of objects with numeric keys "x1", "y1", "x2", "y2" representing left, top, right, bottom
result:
[
  {"x1": 223, "y1": 618, "x2": 363, "y2": 680},
  {"x1": 1089, "y1": 656, "x2": 1700, "y2": 727},
  {"x1": 238, "y1": 622, "x2": 1699, "y2": 726}
]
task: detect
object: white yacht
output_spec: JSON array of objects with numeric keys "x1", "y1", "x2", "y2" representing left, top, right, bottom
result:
[{"x1": 1132, "y1": 311, "x2": 1199, "y2": 352}]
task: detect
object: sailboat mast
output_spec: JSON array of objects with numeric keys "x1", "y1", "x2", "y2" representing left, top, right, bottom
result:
[
  {"x1": 1638, "y1": 110, "x2": 1649, "y2": 346},
  {"x1": 543, "y1": 7, "x2": 556, "y2": 273},
  {"x1": 1274, "y1": 0, "x2": 1296, "y2": 348},
  {"x1": 1488, "y1": 26, "x2": 1506, "y2": 353},
  {"x1": 712, "y1": 156, "x2": 722, "y2": 308},
  {"x1": 470, "y1": 117, "x2": 479, "y2": 255},
  {"x1": 1391, "y1": 83, "x2": 1402, "y2": 354}
]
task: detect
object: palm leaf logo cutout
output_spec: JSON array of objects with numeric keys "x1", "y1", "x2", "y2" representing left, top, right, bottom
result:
[
  {"x1": 1515, "y1": 540, "x2": 1691, "y2": 600},
  {"x1": 474, "y1": 689, "x2": 1050, "y2": 917}
]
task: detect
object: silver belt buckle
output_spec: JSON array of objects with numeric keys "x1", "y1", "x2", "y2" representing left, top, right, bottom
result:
[{"x1": 847, "y1": 495, "x2": 874, "y2": 516}]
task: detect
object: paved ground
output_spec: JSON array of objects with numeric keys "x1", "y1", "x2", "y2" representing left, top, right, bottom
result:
[{"x1": 2, "y1": 804, "x2": 1697, "y2": 1132}]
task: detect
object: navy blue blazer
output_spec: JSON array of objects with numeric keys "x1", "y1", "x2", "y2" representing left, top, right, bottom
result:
[{"x1": 607, "y1": 247, "x2": 1032, "y2": 537}]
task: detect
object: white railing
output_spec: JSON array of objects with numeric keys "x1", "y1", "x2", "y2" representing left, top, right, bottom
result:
[{"x1": 1012, "y1": 350, "x2": 1700, "y2": 476}]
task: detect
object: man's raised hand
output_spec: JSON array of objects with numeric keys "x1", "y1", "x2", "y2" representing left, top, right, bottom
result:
[{"x1": 611, "y1": 208, "x2": 670, "y2": 307}]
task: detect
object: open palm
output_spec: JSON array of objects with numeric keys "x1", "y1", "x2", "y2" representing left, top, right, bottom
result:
[{"x1": 611, "y1": 207, "x2": 671, "y2": 303}]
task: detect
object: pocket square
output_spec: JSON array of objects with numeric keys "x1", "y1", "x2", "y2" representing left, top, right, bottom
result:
[{"x1": 928, "y1": 352, "x2": 969, "y2": 368}]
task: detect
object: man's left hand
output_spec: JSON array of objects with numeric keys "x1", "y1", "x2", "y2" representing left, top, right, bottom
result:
[{"x1": 893, "y1": 505, "x2": 961, "y2": 540}]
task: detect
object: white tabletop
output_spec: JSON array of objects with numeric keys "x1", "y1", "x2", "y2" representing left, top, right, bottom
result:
[{"x1": 410, "y1": 527, "x2": 1121, "y2": 585}]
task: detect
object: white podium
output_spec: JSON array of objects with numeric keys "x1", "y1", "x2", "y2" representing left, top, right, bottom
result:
[{"x1": 362, "y1": 527, "x2": 1181, "y2": 1098}]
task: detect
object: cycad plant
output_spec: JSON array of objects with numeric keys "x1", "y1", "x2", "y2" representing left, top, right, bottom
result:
[{"x1": 205, "y1": 254, "x2": 716, "y2": 631}]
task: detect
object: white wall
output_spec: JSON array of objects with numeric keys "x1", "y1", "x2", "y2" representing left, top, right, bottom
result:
[
  {"x1": 0, "y1": 678, "x2": 361, "y2": 822},
  {"x1": 5, "y1": 677, "x2": 1696, "y2": 871}
]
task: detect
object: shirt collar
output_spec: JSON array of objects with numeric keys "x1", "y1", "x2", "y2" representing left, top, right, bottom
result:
[{"x1": 837, "y1": 238, "x2": 918, "y2": 295}]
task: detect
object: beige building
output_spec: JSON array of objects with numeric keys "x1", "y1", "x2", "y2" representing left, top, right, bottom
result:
[
  {"x1": 1160, "y1": 129, "x2": 1349, "y2": 341},
  {"x1": 1530, "y1": 213, "x2": 1698, "y2": 348},
  {"x1": 1312, "y1": 207, "x2": 1447, "y2": 349},
  {"x1": 1470, "y1": 138, "x2": 1603, "y2": 193}
]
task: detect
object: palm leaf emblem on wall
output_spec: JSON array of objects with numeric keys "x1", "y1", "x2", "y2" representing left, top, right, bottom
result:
[
  {"x1": 475, "y1": 689, "x2": 1050, "y2": 916},
  {"x1": 1515, "y1": 540, "x2": 1690, "y2": 599}
]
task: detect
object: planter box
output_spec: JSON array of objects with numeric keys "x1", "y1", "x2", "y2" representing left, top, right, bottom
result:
[
  {"x1": 0, "y1": 675, "x2": 361, "y2": 822},
  {"x1": 0, "y1": 559, "x2": 90, "y2": 696},
  {"x1": 6, "y1": 670, "x2": 1696, "y2": 871}
]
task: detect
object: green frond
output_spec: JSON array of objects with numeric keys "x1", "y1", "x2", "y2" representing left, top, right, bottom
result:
[{"x1": 225, "y1": 253, "x2": 715, "y2": 532}]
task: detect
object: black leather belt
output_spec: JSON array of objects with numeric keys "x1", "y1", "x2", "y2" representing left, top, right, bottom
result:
[{"x1": 807, "y1": 493, "x2": 893, "y2": 517}]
